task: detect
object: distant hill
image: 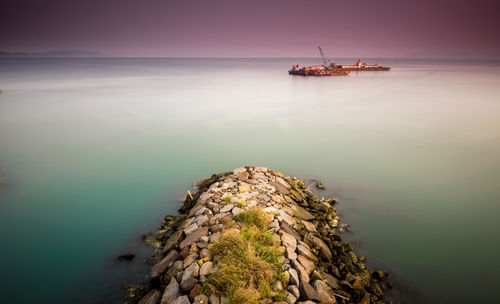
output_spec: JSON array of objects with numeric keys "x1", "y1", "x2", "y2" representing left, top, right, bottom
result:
[{"x1": 0, "y1": 50, "x2": 102, "y2": 58}]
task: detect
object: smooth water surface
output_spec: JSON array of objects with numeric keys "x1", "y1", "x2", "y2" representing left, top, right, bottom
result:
[{"x1": 0, "y1": 58, "x2": 499, "y2": 303}]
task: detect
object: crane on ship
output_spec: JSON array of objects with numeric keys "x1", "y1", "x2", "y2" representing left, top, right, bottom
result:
[
  {"x1": 318, "y1": 46, "x2": 329, "y2": 66},
  {"x1": 318, "y1": 46, "x2": 337, "y2": 68}
]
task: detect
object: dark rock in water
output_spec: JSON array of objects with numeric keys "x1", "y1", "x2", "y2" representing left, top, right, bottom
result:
[
  {"x1": 315, "y1": 181, "x2": 324, "y2": 189},
  {"x1": 123, "y1": 284, "x2": 147, "y2": 302},
  {"x1": 114, "y1": 253, "x2": 135, "y2": 262},
  {"x1": 142, "y1": 232, "x2": 153, "y2": 240},
  {"x1": 163, "y1": 230, "x2": 183, "y2": 253},
  {"x1": 373, "y1": 270, "x2": 389, "y2": 281},
  {"x1": 151, "y1": 250, "x2": 179, "y2": 279},
  {"x1": 138, "y1": 289, "x2": 161, "y2": 304},
  {"x1": 145, "y1": 237, "x2": 163, "y2": 249}
]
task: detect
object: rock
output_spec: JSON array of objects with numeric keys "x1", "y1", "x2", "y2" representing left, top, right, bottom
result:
[
  {"x1": 180, "y1": 227, "x2": 209, "y2": 249},
  {"x1": 272, "y1": 280, "x2": 284, "y2": 291},
  {"x1": 254, "y1": 167, "x2": 268, "y2": 172},
  {"x1": 312, "y1": 280, "x2": 336, "y2": 303},
  {"x1": 172, "y1": 295, "x2": 190, "y2": 304},
  {"x1": 292, "y1": 259, "x2": 310, "y2": 284},
  {"x1": 278, "y1": 210, "x2": 296, "y2": 226},
  {"x1": 272, "y1": 195, "x2": 285, "y2": 204},
  {"x1": 188, "y1": 204, "x2": 204, "y2": 217},
  {"x1": 373, "y1": 270, "x2": 389, "y2": 281},
  {"x1": 123, "y1": 284, "x2": 146, "y2": 301},
  {"x1": 311, "y1": 269, "x2": 324, "y2": 281},
  {"x1": 281, "y1": 232, "x2": 297, "y2": 251},
  {"x1": 315, "y1": 181, "x2": 324, "y2": 189},
  {"x1": 300, "y1": 221, "x2": 317, "y2": 233},
  {"x1": 219, "y1": 204, "x2": 234, "y2": 213},
  {"x1": 182, "y1": 262, "x2": 200, "y2": 282},
  {"x1": 162, "y1": 260, "x2": 183, "y2": 285},
  {"x1": 280, "y1": 223, "x2": 301, "y2": 240},
  {"x1": 151, "y1": 250, "x2": 179, "y2": 279},
  {"x1": 184, "y1": 255, "x2": 197, "y2": 268},
  {"x1": 282, "y1": 206, "x2": 314, "y2": 221},
  {"x1": 237, "y1": 171, "x2": 250, "y2": 181},
  {"x1": 297, "y1": 255, "x2": 315, "y2": 275},
  {"x1": 199, "y1": 261, "x2": 213, "y2": 276},
  {"x1": 271, "y1": 181, "x2": 290, "y2": 195},
  {"x1": 145, "y1": 237, "x2": 163, "y2": 249},
  {"x1": 304, "y1": 233, "x2": 332, "y2": 260},
  {"x1": 288, "y1": 268, "x2": 300, "y2": 286},
  {"x1": 196, "y1": 215, "x2": 209, "y2": 227},
  {"x1": 233, "y1": 167, "x2": 246, "y2": 175},
  {"x1": 161, "y1": 278, "x2": 180, "y2": 304},
  {"x1": 263, "y1": 206, "x2": 278, "y2": 213},
  {"x1": 286, "y1": 247, "x2": 297, "y2": 260},
  {"x1": 184, "y1": 223, "x2": 199, "y2": 235},
  {"x1": 299, "y1": 282, "x2": 318, "y2": 301},
  {"x1": 284, "y1": 291, "x2": 297, "y2": 304},
  {"x1": 180, "y1": 276, "x2": 198, "y2": 292},
  {"x1": 114, "y1": 253, "x2": 135, "y2": 262},
  {"x1": 200, "y1": 248, "x2": 211, "y2": 259},
  {"x1": 194, "y1": 295, "x2": 209, "y2": 304},
  {"x1": 163, "y1": 230, "x2": 182, "y2": 253},
  {"x1": 232, "y1": 207, "x2": 243, "y2": 216},
  {"x1": 252, "y1": 172, "x2": 267, "y2": 180},
  {"x1": 138, "y1": 289, "x2": 161, "y2": 304},
  {"x1": 209, "y1": 294, "x2": 220, "y2": 304},
  {"x1": 189, "y1": 284, "x2": 202, "y2": 301},
  {"x1": 324, "y1": 273, "x2": 340, "y2": 289},
  {"x1": 296, "y1": 245, "x2": 318, "y2": 263},
  {"x1": 238, "y1": 185, "x2": 251, "y2": 192},
  {"x1": 288, "y1": 285, "x2": 300, "y2": 298}
]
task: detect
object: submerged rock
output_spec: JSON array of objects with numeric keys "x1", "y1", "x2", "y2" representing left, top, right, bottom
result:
[
  {"x1": 113, "y1": 253, "x2": 135, "y2": 262},
  {"x1": 138, "y1": 289, "x2": 161, "y2": 304},
  {"x1": 315, "y1": 181, "x2": 324, "y2": 189}
]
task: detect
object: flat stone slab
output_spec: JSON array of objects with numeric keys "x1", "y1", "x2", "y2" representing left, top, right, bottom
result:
[
  {"x1": 179, "y1": 226, "x2": 209, "y2": 249},
  {"x1": 151, "y1": 250, "x2": 179, "y2": 279},
  {"x1": 271, "y1": 181, "x2": 290, "y2": 195}
]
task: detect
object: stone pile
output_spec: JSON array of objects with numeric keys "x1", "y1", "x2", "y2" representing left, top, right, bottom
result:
[{"x1": 130, "y1": 167, "x2": 390, "y2": 304}]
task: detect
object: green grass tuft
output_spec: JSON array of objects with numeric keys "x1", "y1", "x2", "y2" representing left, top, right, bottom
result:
[
  {"x1": 203, "y1": 208, "x2": 283, "y2": 303},
  {"x1": 234, "y1": 208, "x2": 268, "y2": 229}
]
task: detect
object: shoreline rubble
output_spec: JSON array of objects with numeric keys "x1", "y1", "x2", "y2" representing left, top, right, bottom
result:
[{"x1": 126, "y1": 166, "x2": 390, "y2": 304}]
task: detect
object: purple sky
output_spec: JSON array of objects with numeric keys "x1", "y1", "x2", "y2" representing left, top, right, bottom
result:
[{"x1": 1, "y1": 0, "x2": 500, "y2": 58}]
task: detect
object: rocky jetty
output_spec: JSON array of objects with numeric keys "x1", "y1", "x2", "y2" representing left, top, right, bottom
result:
[{"x1": 129, "y1": 167, "x2": 390, "y2": 304}]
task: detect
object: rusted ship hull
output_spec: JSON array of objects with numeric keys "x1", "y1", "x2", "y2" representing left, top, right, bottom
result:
[
  {"x1": 337, "y1": 66, "x2": 390, "y2": 71},
  {"x1": 288, "y1": 69, "x2": 349, "y2": 76}
]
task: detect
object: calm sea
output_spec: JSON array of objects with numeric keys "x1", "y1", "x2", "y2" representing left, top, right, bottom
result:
[{"x1": 0, "y1": 58, "x2": 499, "y2": 303}]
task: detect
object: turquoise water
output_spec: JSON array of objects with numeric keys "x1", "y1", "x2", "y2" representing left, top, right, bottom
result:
[{"x1": 0, "y1": 58, "x2": 499, "y2": 303}]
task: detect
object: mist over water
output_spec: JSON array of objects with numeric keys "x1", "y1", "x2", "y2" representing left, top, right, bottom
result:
[{"x1": 0, "y1": 58, "x2": 499, "y2": 303}]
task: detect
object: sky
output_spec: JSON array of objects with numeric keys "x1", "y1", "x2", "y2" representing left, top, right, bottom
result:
[{"x1": 1, "y1": 0, "x2": 500, "y2": 58}]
